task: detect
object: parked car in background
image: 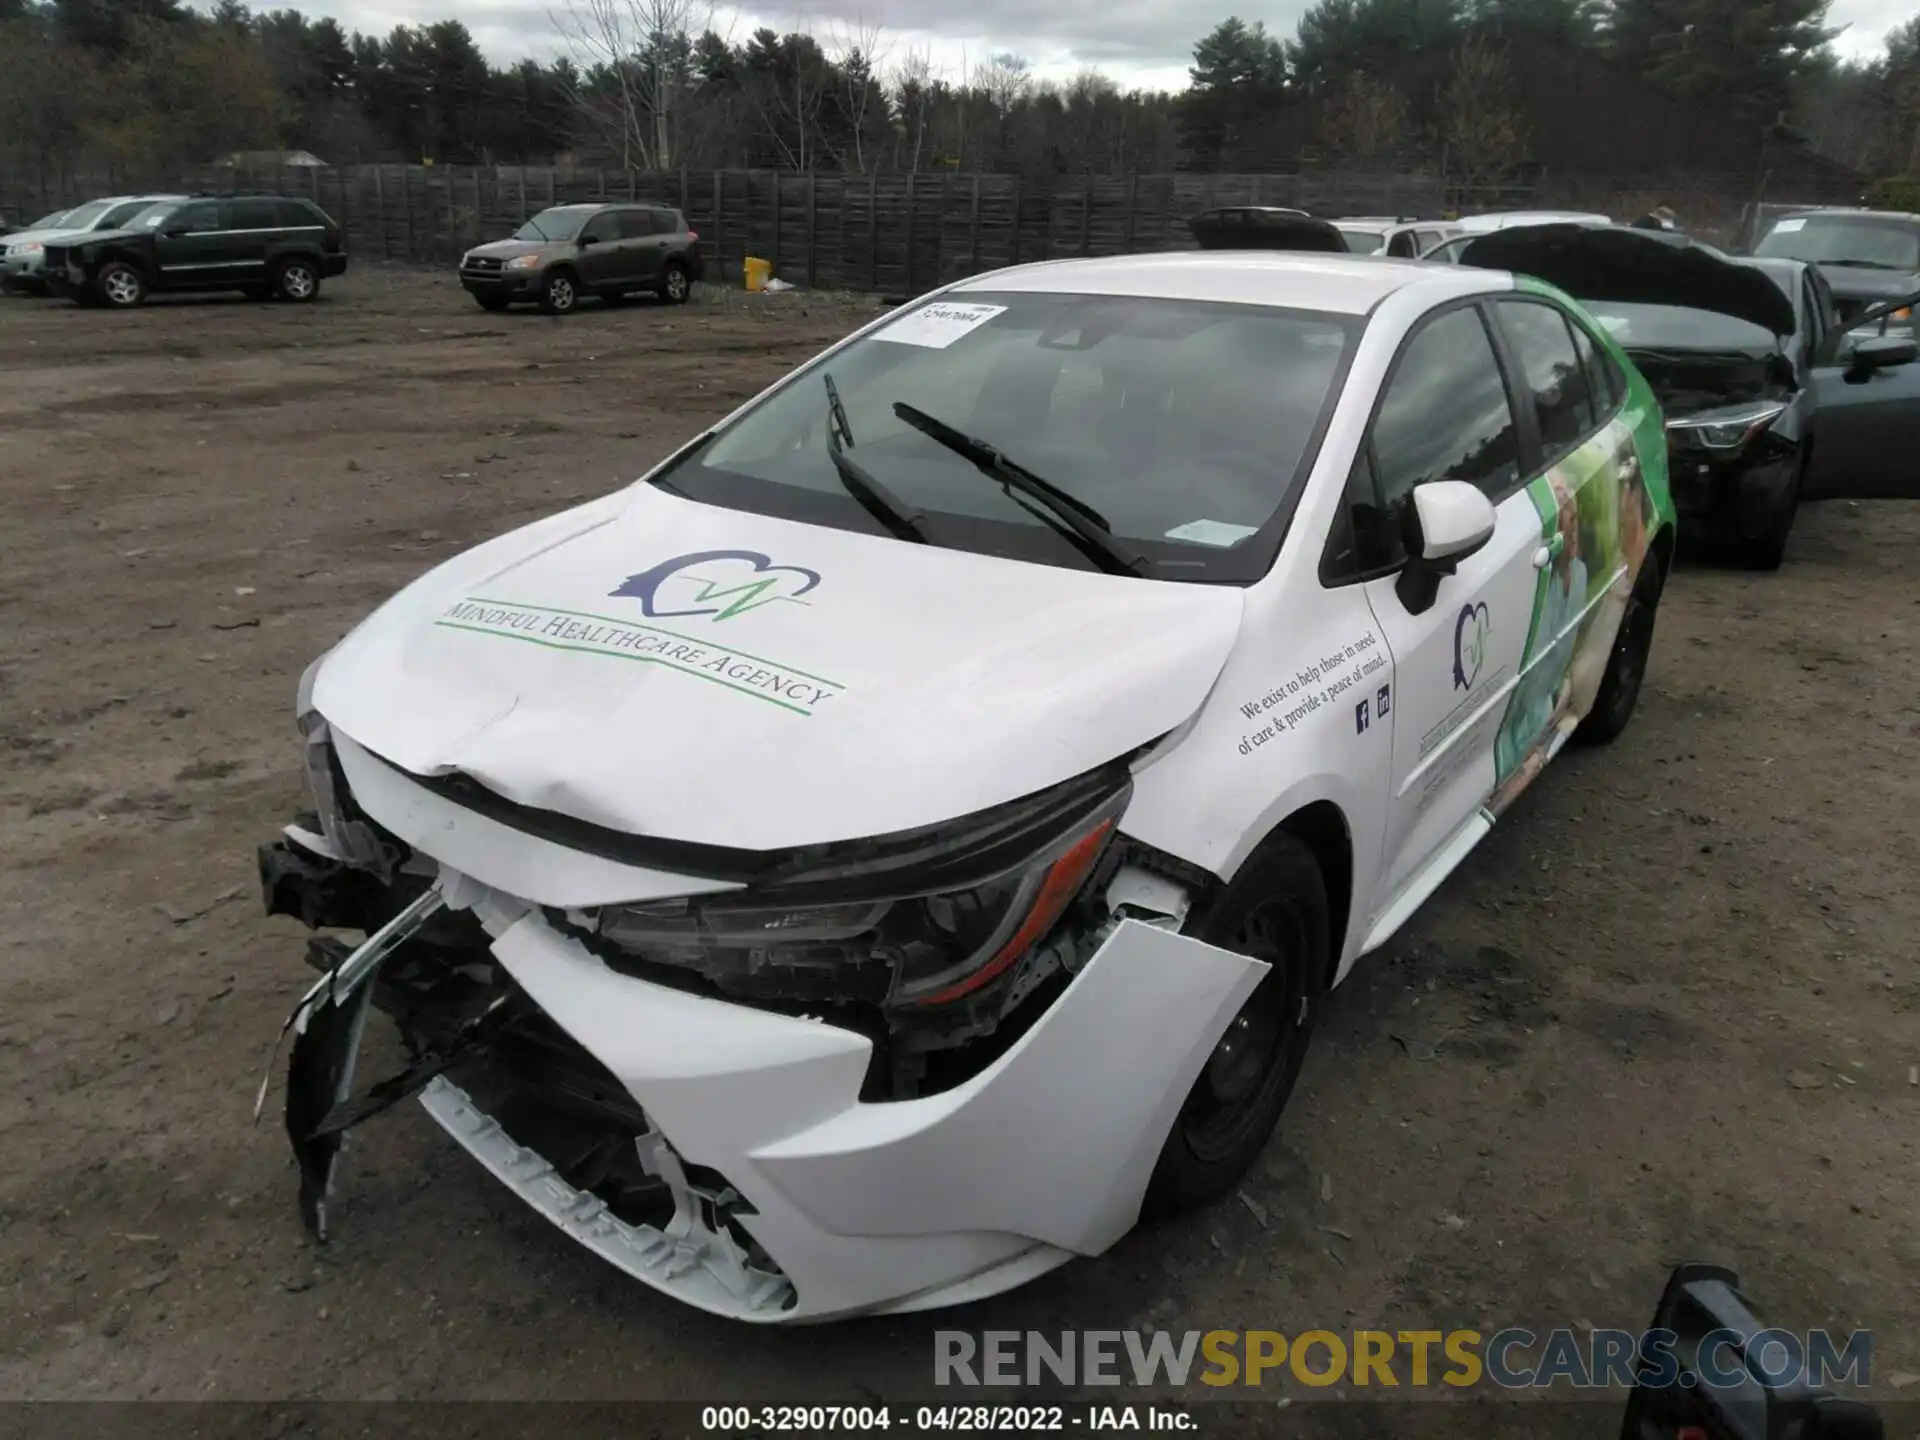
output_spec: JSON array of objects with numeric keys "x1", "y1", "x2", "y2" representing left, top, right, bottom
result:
[
  {"x1": 43, "y1": 196, "x2": 346, "y2": 308},
  {"x1": 1456, "y1": 222, "x2": 1920, "y2": 568},
  {"x1": 458, "y1": 203, "x2": 702, "y2": 314},
  {"x1": 1188, "y1": 206, "x2": 1345, "y2": 252},
  {"x1": 2, "y1": 195, "x2": 185, "y2": 294},
  {"x1": 1420, "y1": 212, "x2": 1615, "y2": 263},
  {"x1": 1751, "y1": 208, "x2": 1920, "y2": 337},
  {"x1": 1334, "y1": 216, "x2": 1463, "y2": 257},
  {"x1": 257, "y1": 248, "x2": 1675, "y2": 1322}
]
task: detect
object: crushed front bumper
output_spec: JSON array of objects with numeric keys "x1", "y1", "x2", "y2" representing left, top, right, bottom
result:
[{"x1": 261, "y1": 844, "x2": 1266, "y2": 1322}]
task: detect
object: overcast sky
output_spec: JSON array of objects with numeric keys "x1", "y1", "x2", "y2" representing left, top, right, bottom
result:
[{"x1": 294, "y1": 0, "x2": 1908, "y2": 90}]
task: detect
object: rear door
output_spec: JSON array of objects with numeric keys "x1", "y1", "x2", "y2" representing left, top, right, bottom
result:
[
  {"x1": 1803, "y1": 287, "x2": 1920, "y2": 499},
  {"x1": 1482, "y1": 295, "x2": 1650, "y2": 814},
  {"x1": 617, "y1": 207, "x2": 667, "y2": 288},
  {"x1": 219, "y1": 198, "x2": 282, "y2": 285}
]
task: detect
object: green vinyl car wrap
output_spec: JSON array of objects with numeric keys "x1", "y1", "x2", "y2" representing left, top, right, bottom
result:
[{"x1": 1488, "y1": 275, "x2": 1675, "y2": 813}]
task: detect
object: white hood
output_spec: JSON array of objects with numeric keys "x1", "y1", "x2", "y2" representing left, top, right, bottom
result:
[{"x1": 313, "y1": 484, "x2": 1245, "y2": 852}]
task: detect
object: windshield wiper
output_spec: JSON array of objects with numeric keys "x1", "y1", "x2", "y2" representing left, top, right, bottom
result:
[
  {"x1": 821, "y1": 374, "x2": 929, "y2": 545},
  {"x1": 889, "y1": 401, "x2": 1146, "y2": 576}
]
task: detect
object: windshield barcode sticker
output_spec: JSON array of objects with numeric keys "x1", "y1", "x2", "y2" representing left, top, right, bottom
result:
[
  {"x1": 1771, "y1": 218, "x2": 1806, "y2": 233},
  {"x1": 877, "y1": 302, "x2": 1007, "y2": 349}
]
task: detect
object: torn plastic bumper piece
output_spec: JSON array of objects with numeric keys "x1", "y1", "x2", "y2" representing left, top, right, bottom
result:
[
  {"x1": 261, "y1": 884, "x2": 447, "y2": 1241},
  {"x1": 421, "y1": 1077, "x2": 796, "y2": 1317}
]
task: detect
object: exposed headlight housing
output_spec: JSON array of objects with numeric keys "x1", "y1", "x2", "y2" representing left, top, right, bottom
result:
[
  {"x1": 9, "y1": 241, "x2": 42, "y2": 256},
  {"x1": 592, "y1": 772, "x2": 1130, "y2": 1011},
  {"x1": 1665, "y1": 400, "x2": 1788, "y2": 451},
  {"x1": 504, "y1": 253, "x2": 543, "y2": 271}
]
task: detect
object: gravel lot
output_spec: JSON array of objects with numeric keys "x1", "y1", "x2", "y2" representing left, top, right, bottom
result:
[{"x1": 2, "y1": 267, "x2": 1916, "y2": 1430}]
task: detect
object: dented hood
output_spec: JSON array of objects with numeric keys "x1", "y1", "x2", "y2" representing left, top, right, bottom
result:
[
  {"x1": 311, "y1": 484, "x2": 1245, "y2": 852},
  {"x1": 1458, "y1": 223, "x2": 1797, "y2": 336}
]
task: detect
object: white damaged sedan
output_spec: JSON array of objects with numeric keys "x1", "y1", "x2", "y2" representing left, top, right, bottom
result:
[{"x1": 260, "y1": 250, "x2": 1675, "y2": 1322}]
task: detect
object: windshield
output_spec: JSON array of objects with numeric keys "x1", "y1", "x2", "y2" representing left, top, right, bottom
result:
[
  {"x1": 1577, "y1": 300, "x2": 1779, "y2": 355},
  {"x1": 652, "y1": 291, "x2": 1360, "y2": 582},
  {"x1": 1340, "y1": 229, "x2": 1385, "y2": 254},
  {"x1": 28, "y1": 208, "x2": 71, "y2": 231},
  {"x1": 1756, "y1": 216, "x2": 1920, "y2": 271},
  {"x1": 513, "y1": 208, "x2": 590, "y2": 242},
  {"x1": 54, "y1": 199, "x2": 118, "y2": 231}
]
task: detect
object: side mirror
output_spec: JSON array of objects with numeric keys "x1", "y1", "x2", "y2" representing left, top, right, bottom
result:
[
  {"x1": 1847, "y1": 334, "x2": 1918, "y2": 380},
  {"x1": 161, "y1": 224, "x2": 191, "y2": 238},
  {"x1": 1395, "y1": 480, "x2": 1497, "y2": 616}
]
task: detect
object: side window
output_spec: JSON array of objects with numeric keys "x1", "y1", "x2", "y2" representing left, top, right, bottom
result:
[
  {"x1": 1387, "y1": 230, "x2": 1418, "y2": 258},
  {"x1": 1373, "y1": 306, "x2": 1522, "y2": 506},
  {"x1": 226, "y1": 199, "x2": 281, "y2": 231},
  {"x1": 1801, "y1": 272, "x2": 1828, "y2": 360},
  {"x1": 1497, "y1": 300, "x2": 1596, "y2": 461},
  {"x1": 1567, "y1": 317, "x2": 1622, "y2": 417},
  {"x1": 615, "y1": 209, "x2": 652, "y2": 240},
  {"x1": 277, "y1": 200, "x2": 317, "y2": 228},
  {"x1": 580, "y1": 210, "x2": 618, "y2": 243},
  {"x1": 655, "y1": 208, "x2": 684, "y2": 234},
  {"x1": 166, "y1": 202, "x2": 220, "y2": 233}
]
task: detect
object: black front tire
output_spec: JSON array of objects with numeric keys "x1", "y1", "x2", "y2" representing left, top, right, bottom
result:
[
  {"x1": 540, "y1": 270, "x2": 578, "y2": 315},
  {"x1": 1574, "y1": 545, "x2": 1666, "y2": 746},
  {"x1": 1731, "y1": 453, "x2": 1804, "y2": 571},
  {"x1": 96, "y1": 262, "x2": 146, "y2": 308},
  {"x1": 1143, "y1": 834, "x2": 1329, "y2": 1216}
]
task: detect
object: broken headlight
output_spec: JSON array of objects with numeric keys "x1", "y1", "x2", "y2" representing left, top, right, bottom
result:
[
  {"x1": 1664, "y1": 399, "x2": 1788, "y2": 451},
  {"x1": 594, "y1": 782, "x2": 1126, "y2": 1010}
]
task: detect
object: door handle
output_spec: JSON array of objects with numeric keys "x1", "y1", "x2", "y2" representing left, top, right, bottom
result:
[{"x1": 1532, "y1": 532, "x2": 1565, "y2": 569}]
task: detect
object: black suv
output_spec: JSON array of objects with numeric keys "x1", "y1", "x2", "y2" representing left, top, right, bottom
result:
[
  {"x1": 45, "y1": 195, "x2": 347, "y2": 308},
  {"x1": 458, "y1": 203, "x2": 703, "y2": 314}
]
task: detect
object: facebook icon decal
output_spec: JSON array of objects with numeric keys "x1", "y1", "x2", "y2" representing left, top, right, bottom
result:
[{"x1": 1355, "y1": 699, "x2": 1370, "y2": 733}]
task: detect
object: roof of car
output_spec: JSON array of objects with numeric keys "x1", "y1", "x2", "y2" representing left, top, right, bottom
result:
[
  {"x1": 950, "y1": 251, "x2": 1503, "y2": 315},
  {"x1": 1779, "y1": 207, "x2": 1920, "y2": 224}
]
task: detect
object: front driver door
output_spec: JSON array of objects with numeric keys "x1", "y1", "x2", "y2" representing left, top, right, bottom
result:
[
  {"x1": 573, "y1": 209, "x2": 622, "y2": 294},
  {"x1": 1350, "y1": 301, "x2": 1543, "y2": 904},
  {"x1": 151, "y1": 200, "x2": 227, "y2": 287},
  {"x1": 1804, "y1": 288, "x2": 1920, "y2": 500}
]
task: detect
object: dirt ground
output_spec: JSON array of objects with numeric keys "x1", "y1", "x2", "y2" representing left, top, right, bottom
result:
[{"x1": 1, "y1": 266, "x2": 1916, "y2": 1430}]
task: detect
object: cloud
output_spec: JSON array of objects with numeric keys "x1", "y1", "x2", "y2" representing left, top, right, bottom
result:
[{"x1": 291, "y1": 0, "x2": 1901, "y2": 88}]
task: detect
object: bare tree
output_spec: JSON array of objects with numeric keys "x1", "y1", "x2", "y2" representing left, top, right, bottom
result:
[
  {"x1": 823, "y1": 15, "x2": 888, "y2": 172},
  {"x1": 892, "y1": 45, "x2": 938, "y2": 172},
  {"x1": 551, "y1": 0, "x2": 712, "y2": 170}
]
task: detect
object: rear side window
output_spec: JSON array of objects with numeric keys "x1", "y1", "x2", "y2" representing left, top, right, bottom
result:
[
  {"x1": 655, "y1": 209, "x2": 684, "y2": 234},
  {"x1": 277, "y1": 200, "x2": 319, "y2": 228},
  {"x1": 1568, "y1": 316, "x2": 1623, "y2": 414},
  {"x1": 166, "y1": 201, "x2": 221, "y2": 232},
  {"x1": 226, "y1": 199, "x2": 281, "y2": 231},
  {"x1": 1371, "y1": 305, "x2": 1522, "y2": 505},
  {"x1": 1496, "y1": 300, "x2": 1596, "y2": 462},
  {"x1": 615, "y1": 209, "x2": 655, "y2": 239},
  {"x1": 1386, "y1": 230, "x2": 1419, "y2": 258}
]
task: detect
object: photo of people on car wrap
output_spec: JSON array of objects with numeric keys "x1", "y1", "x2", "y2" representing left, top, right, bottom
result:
[{"x1": 1489, "y1": 431, "x2": 1655, "y2": 816}]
